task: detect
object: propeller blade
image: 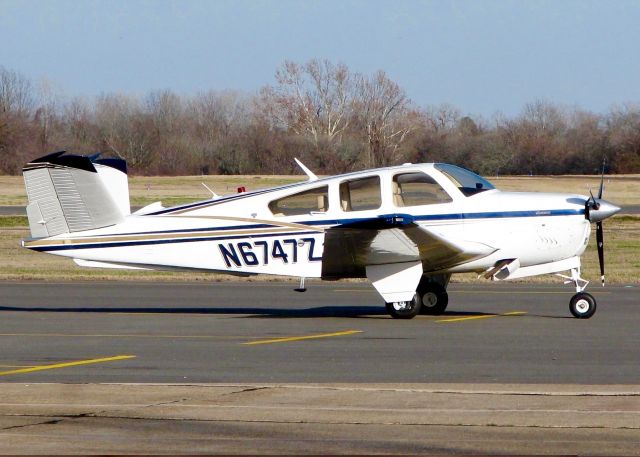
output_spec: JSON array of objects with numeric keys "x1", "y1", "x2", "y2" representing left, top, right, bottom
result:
[
  {"x1": 598, "y1": 161, "x2": 605, "y2": 199},
  {"x1": 589, "y1": 189, "x2": 599, "y2": 210},
  {"x1": 596, "y1": 221, "x2": 605, "y2": 286}
]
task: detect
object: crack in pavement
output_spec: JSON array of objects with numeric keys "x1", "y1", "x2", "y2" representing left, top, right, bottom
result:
[
  {"x1": 1, "y1": 418, "x2": 62, "y2": 431},
  {"x1": 222, "y1": 386, "x2": 271, "y2": 396},
  {"x1": 3, "y1": 413, "x2": 637, "y2": 430},
  {"x1": 141, "y1": 398, "x2": 190, "y2": 409}
]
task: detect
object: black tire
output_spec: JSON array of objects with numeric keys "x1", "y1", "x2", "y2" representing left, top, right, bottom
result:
[
  {"x1": 569, "y1": 292, "x2": 597, "y2": 319},
  {"x1": 417, "y1": 281, "x2": 449, "y2": 315},
  {"x1": 385, "y1": 293, "x2": 422, "y2": 319}
]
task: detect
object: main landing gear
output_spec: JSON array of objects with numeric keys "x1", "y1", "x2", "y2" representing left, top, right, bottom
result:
[
  {"x1": 386, "y1": 277, "x2": 449, "y2": 319},
  {"x1": 559, "y1": 267, "x2": 597, "y2": 319}
]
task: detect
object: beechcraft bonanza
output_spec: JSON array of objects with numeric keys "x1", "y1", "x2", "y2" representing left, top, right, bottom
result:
[{"x1": 22, "y1": 151, "x2": 621, "y2": 319}]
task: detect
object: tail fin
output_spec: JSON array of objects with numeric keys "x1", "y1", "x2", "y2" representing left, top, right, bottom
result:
[{"x1": 23, "y1": 151, "x2": 129, "y2": 239}]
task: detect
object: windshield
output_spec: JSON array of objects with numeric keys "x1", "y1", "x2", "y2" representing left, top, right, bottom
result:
[{"x1": 435, "y1": 163, "x2": 496, "y2": 197}]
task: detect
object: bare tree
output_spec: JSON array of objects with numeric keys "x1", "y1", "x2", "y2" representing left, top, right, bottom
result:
[
  {"x1": 0, "y1": 66, "x2": 33, "y2": 115},
  {"x1": 353, "y1": 70, "x2": 416, "y2": 167},
  {"x1": 259, "y1": 59, "x2": 352, "y2": 148},
  {"x1": 607, "y1": 103, "x2": 640, "y2": 172},
  {"x1": 0, "y1": 67, "x2": 36, "y2": 173},
  {"x1": 95, "y1": 93, "x2": 154, "y2": 170}
]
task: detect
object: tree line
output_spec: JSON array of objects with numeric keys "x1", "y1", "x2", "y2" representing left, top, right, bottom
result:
[{"x1": 1, "y1": 60, "x2": 639, "y2": 176}]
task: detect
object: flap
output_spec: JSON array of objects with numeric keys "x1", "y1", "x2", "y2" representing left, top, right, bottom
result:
[{"x1": 321, "y1": 216, "x2": 496, "y2": 279}]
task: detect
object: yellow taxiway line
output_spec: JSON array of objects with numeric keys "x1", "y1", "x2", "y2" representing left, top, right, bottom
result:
[
  {"x1": 243, "y1": 330, "x2": 363, "y2": 346},
  {"x1": 437, "y1": 311, "x2": 527, "y2": 323},
  {"x1": 0, "y1": 355, "x2": 136, "y2": 377}
]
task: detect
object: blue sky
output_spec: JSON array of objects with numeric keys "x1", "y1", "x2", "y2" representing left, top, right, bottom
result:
[{"x1": 1, "y1": 0, "x2": 639, "y2": 117}]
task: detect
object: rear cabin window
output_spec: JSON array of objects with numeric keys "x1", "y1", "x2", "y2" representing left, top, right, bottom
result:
[
  {"x1": 269, "y1": 186, "x2": 329, "y2": 216},
  {"x1": 339, "y1": 176, "x2": 381, "y2": 211},
  {"x1": 392, "y1": 172, "x2": 452, "y2": 207}
]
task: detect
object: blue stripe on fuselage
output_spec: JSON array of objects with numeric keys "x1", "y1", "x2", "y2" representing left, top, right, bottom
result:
[{"x1": 29, "y1": 208, "x2": 585, "y2": 252}]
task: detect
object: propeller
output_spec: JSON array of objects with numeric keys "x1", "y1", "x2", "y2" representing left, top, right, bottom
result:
[{"x1": 584, "y1": 162, "x2": 620, "y2": 286}]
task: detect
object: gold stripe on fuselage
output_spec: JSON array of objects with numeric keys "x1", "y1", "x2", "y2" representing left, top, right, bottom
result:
[{"x1": 23, "y1": 225, "x2": 323, "y2": 249}]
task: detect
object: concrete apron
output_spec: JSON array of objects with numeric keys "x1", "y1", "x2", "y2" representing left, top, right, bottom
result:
[{"x1": 1, "y1": 383, "x2": 639, "y2": 454}]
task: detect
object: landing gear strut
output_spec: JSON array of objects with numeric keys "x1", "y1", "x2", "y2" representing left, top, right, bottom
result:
[{"x1": 558, "y1": 266, "x2": 597, "y2": 319}]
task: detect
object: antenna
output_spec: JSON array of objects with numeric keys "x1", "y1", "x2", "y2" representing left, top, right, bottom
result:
[
  {"x1": 294, "y1": 158, "x2": 318, "y2": 181},
  {"x1": 201, "y1": 183, "x2": 219, "y2": 199}
]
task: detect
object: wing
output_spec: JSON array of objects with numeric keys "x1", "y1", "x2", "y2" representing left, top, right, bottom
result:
[{"x1": 321, "y1": 214, "x2": 496, "y2": 279}]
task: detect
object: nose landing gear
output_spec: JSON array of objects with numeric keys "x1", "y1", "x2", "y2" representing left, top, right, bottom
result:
[{"x1": 558, "y1": 266, "x2": 597, "y2": 319}]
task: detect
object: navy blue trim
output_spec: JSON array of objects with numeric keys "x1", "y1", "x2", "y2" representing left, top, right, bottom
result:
[
  {"x1": 30, "y1": 230, "x2": 320, "y2": 252},
  {"x1": 303, "y1": 208, "x2": 584, "y2": 226},
  {"x1": 30, "y1": 208, "x2": 585, "y2": 253},
  {"x1": 459, "y1": 208, "x2": 584, "y2": 220},
  {"x1": 95, "y1": 208, "x2": 585, "y2": 238},
  {"x1": 25, "y1": 151, "x2": 97, "y2": 173}
]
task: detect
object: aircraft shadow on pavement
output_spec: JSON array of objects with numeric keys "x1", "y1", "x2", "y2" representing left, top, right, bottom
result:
[{"x1": 0, "y1": 305, "x2": 526, "y2": 319}]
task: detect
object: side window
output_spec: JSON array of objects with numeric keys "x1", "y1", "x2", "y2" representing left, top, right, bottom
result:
[
  {"x1": 269, "y1": 186, "x2": 329, "y2": 216},
  {"x1": 392, "y1": 172, "x2": 452, "y2": 207},
  {"x1": 339, "y1": 176, "x2": 381, "y2": 211}
]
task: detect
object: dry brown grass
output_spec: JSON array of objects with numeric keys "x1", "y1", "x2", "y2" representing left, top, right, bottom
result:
[
  {"x1": 492, "y1": 175, "x2": 640, "y2": 206},
  {"x1": 2, "y1": 173, "x2": 639, "y2": 206},
  {"x1": 0, "y1": 175, "x2": 305, "y2": 207}
]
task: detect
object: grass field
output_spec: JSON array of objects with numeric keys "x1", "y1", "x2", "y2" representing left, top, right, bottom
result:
[
  {"x1": 2, "y1": 173, "x2": 639, "y2": 207},
  {"x1": 0, "y1": 173, "x2": 638, "y2": 283}
]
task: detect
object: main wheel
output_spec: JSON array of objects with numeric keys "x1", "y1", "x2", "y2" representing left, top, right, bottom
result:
[
  {"x1": 569, "y1": 292, "x2": 597, "y2": 319},
  {"x1": 418, "y1": 281, "x2": 449, "y2": 315},
  {"x1": 385, "y1": 293, "x2": 422, "y2": 319}
]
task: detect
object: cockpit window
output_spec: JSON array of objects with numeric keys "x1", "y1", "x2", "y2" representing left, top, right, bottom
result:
[
  {"x1": 269, "y1": 186, "x2": 328, "y2": 216},
  {"x1": 392, "y1": 172, "x2": 452, "y2": 207},
  {"x1": 435, "y1": 163, "x2": 496, "y2": 197}
]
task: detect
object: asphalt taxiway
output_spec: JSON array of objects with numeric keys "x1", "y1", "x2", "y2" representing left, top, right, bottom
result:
[
  {"x1": 1, "y1": 281, "x2": 638, "y2": 454},
  {"x1": 0, "y1": 281, "x2": 638, "y2": 384}
]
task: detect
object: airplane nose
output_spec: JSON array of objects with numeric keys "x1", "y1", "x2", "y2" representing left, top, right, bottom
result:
[{"x1": 588, "y1": 199, "x2": 621, "y2": 222}]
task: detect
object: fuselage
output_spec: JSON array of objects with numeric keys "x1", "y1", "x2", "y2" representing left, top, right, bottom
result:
[{"x1": 24, "y1": 163, "x2": 593, "y2": 280}]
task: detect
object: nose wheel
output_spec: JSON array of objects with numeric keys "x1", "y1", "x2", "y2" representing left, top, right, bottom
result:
[
  {"x1": 558, "y1": 266, "x2": 598, "y2": 319},
  {"x1": 569, "y1": 292, "x2": 597, "y2": 319}
]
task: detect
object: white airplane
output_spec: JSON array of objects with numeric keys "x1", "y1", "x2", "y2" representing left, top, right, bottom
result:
[{"x1": 21, "y1": 151, "x2": 620, "y2": 319}]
